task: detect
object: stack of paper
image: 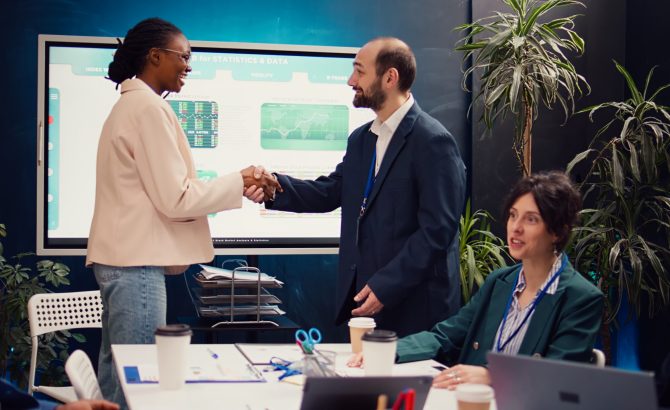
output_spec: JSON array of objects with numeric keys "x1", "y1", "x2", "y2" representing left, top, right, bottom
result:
[
  {"x1": 191, "y1": 265, "x2": 285, "y2": 321},
  {"x1": 198, "y1": 265, "x2": 284, "y2": 286}
]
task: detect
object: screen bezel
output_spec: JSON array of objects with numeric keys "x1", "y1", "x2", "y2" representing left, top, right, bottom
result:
[{"x1": 36, "y1": 35, "x2": 360, "y2": 256}]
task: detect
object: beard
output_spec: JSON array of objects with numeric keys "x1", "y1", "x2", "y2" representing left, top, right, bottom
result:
[{"x1": 352, "y1": 77, "x2": 386, "y2": 111}]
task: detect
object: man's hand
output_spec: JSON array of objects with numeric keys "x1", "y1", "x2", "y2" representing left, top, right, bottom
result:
[
  {"x1": 240, "y1": 165, "x2": 282, "y2": 202},
  {"x1": 243, "y1": 185, "x2": 265, "y2": 203},
  {"x1": 351, "y1": 285, "x2": 384, "y2": 316},
  {"x1": 56, "y1": 399, "x2": 120, "y2": 410}
]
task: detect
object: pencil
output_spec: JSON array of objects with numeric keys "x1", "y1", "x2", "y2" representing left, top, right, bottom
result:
[{"x1": 376, "y1": 394, "x2": 388, "y2": 410}]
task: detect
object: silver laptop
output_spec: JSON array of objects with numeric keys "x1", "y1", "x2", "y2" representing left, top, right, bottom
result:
[{"x1": 488, "y1": 352, "x2": 658, "y2": 410}]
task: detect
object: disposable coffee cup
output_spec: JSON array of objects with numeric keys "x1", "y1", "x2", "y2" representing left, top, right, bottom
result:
[
  {"x1": 348, "y1": 317, "x2": 376, "y2": 353},
  {"x1": 455, "y1": 383, "x2": 494, "y2": 410},
  {"x1": 361, "y1": 329, "x2": 397, "y2": 376},
  {"x1": 155, "y1": 324, "x2": 192, "y2": 390}
]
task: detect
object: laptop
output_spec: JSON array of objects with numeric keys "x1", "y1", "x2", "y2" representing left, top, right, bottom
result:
[
  {"x1": 488, "y1": 352, "x2": 658, "y2": 410},
  {"x1": 299, "y1": 376, "x2": 433, "y2": 410}
]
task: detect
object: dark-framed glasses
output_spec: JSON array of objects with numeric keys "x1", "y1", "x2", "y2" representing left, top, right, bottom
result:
[{"x1": 157, "y1": 48, "x2": 191, "y2": 64}]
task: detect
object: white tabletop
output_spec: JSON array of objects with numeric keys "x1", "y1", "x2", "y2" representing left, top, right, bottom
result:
[{"x1": 112, "y1": 343, "x2": 464, "y2": 410}]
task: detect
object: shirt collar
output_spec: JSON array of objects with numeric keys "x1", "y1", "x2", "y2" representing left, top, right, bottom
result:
[
  {"x1": 121, "y1": 78, "x2": 155, "y2": 94},
  {"x1": 515, "y1": 254, "x2": 563, "y2": 296},
  {"x1": 370, "y1": 93, "x2": 415, "y2": 136}
]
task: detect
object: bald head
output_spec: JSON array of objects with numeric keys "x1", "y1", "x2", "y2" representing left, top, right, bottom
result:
[{"x1": 365, "y1": 37, "x2": 416, "y2": 92}]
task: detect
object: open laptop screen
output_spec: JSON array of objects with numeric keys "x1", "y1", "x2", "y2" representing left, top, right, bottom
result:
[
  {"x1": 300, "y1": 376, "x2": 433, "y2": 410},
  {"x1": 488, "y1": 352, "x2": 658, "y2": 410}
]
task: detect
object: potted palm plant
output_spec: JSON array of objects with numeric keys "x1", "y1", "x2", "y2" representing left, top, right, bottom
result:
[
  {"x1": 567, "y1": 62, "x2": 670, "y2": 362},
  {"x1": 456, "y1": 0, "x2": 589, "y2": 175},
  {"x1": 459, "y1": 201, "x2": 510, "y2": 303}
]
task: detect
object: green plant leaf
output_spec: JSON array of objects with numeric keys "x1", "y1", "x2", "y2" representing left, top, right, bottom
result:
[
  {"x1": 614, "y1": 60, "x2": 643, "y2": 105},
  {"x1": 566, "y1": 148, "x2": 594, "y2": 174}
]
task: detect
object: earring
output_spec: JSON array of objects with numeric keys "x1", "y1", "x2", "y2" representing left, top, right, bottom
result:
[{"x1": 553, "y1": 244, "x2": 558, "y2": 256}]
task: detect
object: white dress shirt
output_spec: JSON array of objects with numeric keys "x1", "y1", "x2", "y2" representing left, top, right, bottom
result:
[{"x1": 369, "y1": 94, "x2": 415, "y2": 175}]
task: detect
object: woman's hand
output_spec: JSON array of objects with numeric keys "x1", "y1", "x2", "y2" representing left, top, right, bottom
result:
[
  {"x1": 432, "y1": 364, "x2": 490, "y2": 390},
  {"x1": 347, "y1": 352, "x2": 364, "y2": 368}
]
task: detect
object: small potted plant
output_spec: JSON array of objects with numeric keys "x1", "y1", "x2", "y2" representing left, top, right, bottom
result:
[{"x1": 0, "y1": 223, "x2": 84, "y2": 388}]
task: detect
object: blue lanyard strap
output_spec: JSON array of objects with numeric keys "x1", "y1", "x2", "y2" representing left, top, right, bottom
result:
[
  {"x1": 359, "y1": 150, "x2": 376, "y2": 217},
  {"x1": 496, "y1": 253, "x2": 566, "y2": 352}
]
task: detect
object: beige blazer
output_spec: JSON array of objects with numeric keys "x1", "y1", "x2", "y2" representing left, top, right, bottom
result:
[{"x1": 86, "y1": 79, "x2": 243, "y2": 269}]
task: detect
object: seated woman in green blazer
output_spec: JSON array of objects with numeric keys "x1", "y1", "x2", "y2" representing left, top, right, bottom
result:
[{"x1": 349, "y1": 171, "x2": 604, "y2": 389}]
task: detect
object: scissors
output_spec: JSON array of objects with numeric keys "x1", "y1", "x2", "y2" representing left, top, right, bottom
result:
[{"x1": 295, "y1": 327, "x2": 322, "y2": 354}]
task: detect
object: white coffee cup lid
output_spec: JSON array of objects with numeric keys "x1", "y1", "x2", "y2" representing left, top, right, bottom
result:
[
  {"x1": 455, "y1": 383, "x2": 494, "y2": 402},
  {"x1": 348, "y1": 317, "x2": 376, "y2": 328}
]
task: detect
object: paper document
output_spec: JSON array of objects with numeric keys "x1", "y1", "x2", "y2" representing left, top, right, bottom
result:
[
  {"x1": 123, "y1": 345, "x2": 266, "y2": 384},
  {"x1": 199, "y1": 265, "x2": 283, "y2": 284},
  {"x1": 235, "y1": 343, "x2": 306, "y2": 365},
  {"x1": 336, "y1": 360, "x2": 442, "y2": 377},
  {"x1": 123, "y1": 362, "x2": 265, "y2": 384}
]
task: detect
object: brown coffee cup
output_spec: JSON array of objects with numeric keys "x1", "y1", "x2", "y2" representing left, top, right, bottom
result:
[
  {"x1": 348, "y1": 317, "x2": 376, "y2": 353},
  {"x1": 455, "y1": 383, "x2": 494, "y2": 410}
]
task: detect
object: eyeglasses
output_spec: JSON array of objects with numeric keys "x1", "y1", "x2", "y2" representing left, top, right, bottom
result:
[{"x1": 157, "y1": 48, "x2": 191, "y2": 64}]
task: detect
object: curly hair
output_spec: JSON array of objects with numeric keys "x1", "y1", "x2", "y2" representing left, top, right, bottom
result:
[
  {"x1": 107, "y1": 17, "x2": 183, "y2": 86},
  {"x1": 502, "y1": 171, "x2": 582, "y2": 252}
]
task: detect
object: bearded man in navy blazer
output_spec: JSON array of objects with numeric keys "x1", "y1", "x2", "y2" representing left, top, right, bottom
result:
[{"x1": 266, "y1": 37, "x2": 466, "y2": 337}]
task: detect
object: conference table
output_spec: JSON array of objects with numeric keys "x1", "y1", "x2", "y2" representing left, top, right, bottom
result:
[{"x1": 112, "y1": 343, "x2": 495, "y2": 410}]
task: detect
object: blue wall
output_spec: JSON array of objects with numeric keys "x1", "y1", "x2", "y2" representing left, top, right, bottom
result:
[{"x1": 0, "y1": 0, "x2": 470, "y2": 353}]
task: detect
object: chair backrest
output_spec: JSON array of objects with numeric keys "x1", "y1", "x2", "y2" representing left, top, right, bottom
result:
[
  {"x1": 593, "y1": 348, "x2": 606, "y2": 367},
  {"x1": 65, "y1": 349, "x2": 104, "y2": 400},
  {"x1": 28, "y1": 290, "x2": 103, "y2": 337}
]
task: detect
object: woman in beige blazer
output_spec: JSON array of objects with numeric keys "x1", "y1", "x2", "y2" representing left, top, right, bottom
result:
[{"x1": 85, "y1": 18, "x2": 279, "y2": 408}]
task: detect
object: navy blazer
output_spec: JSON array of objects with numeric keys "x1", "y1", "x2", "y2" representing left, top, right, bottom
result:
[{"x1": 268, "y1": 102, "x2": 466, "y2": 336}]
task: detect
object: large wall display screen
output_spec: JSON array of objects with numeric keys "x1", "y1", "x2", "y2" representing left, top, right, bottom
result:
[{"x1": 37, "y1": 35, "x2": 374, "y2": 255}]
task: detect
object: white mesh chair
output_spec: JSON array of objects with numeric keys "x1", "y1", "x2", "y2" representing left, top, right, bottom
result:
[
  {"x1": 593, "y1": 348, "x2": 606, "y2": 367},
  {"x1": 27, "y1": 290, "x2": 103, "y2": 403},
  {"x1": 65, "y1": 349, "x2": 104, "y2": 400}
]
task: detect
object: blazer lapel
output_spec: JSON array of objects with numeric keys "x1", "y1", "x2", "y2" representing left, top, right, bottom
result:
[
  {"x1": 517, "y1": 269, "x2": 573, "y2": 355},
  {"x1": 357, "y1": 127, "x2": 377, "y2": 201},
  {"x1": 363, "y1": 103, "x2": 419, "y2": 212},
  {"x1": 481, "y1": 270, "x2": 518, "y2": 351}
]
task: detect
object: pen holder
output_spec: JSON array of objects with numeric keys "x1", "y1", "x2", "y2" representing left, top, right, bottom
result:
[{"x1": 301, "y1": 350, "x2": 337, "y2": 377}]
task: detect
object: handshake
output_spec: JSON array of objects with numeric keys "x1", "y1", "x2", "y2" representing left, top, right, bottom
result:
[{"x1": 240, "y1": 165, "x2": 283, "y2": 203}]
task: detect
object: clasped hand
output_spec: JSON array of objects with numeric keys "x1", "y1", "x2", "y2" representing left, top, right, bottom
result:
[{"x1": 241, "y1": 165, "x2": 282, "y2": 202}]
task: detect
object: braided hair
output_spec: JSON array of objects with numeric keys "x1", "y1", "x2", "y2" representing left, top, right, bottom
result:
[{"x1": 107, "y1": 18, "x2": 183, "y2": 87}]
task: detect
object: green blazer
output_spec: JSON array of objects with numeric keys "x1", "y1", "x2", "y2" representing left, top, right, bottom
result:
[{"x1": 396, "y1": 261, "x2": 604, "y2": 365}]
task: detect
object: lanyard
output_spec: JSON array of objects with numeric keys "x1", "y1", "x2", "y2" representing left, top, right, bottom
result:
[
  {"x1": 359, "y1": 150, "x2": 376, "y2": 217},
  {"x1": 495, "y1": 253, "x2": 566, "y2": 352}
]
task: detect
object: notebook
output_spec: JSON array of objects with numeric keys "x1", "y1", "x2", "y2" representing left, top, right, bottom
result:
[
  {"x1": 299, "y1": 376, "x2": 433, "y2": 410},
  {"x1": 487, "y1": 352, "x2": 658, "y2": 410}
]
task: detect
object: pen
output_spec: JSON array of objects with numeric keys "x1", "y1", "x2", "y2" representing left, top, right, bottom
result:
[
  {"x1": 246, "y1": 363, "x2": 264, "y2": 380},
  {"x1": 208, "y1": 348, "x2": 227, "y2": 376}
]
